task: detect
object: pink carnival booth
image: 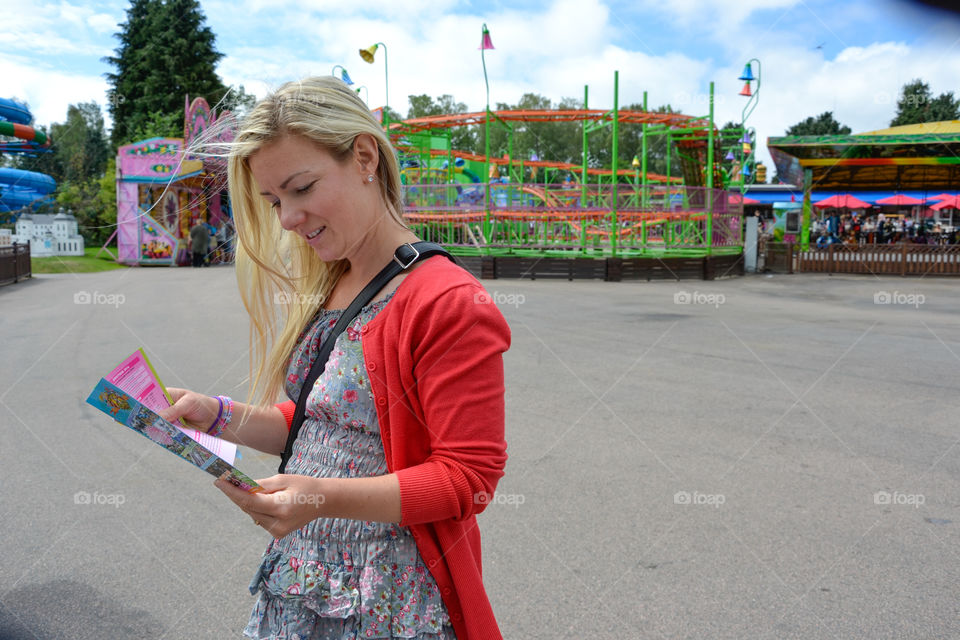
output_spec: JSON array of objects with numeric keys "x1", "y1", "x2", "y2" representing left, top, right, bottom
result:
[{"x1": 114, "y1": 96, "x2": 235, "y2": 265}]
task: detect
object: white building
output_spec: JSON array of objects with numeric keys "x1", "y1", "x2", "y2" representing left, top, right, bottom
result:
[
  {"x1": 13, "y1": 208, "x2": 85, "y2": 256},
  {"x1": 0, "y1": 229, "x2": 11, "y2": 246}
]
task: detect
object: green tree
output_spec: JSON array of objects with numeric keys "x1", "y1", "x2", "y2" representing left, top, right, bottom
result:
[
  {"x1": 406, "y1": 94, "x2": 476, "y2": 152},
  {"x1": 890, "y1": 78, "x2": 960, "y2": 126},
  {"x1": 785, "y1": 112, "x2": 852, "y2": 136},
  {"x1": 52, "y1": 102, "x2": 109, "y2": 183},
  {"x1": 104, "y1": 0, "x2": 232, "y2": 145}
]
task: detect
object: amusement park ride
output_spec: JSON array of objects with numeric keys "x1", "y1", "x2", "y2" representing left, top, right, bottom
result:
[
  {"x1": 366, "y1": 25, "x2": 762, "y2": 264},
  {"x1": 390, "y1": 76, "x2": 754, "y2": 261}
]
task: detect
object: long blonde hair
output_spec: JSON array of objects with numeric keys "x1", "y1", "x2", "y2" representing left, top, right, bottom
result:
[{"x1": 226, "y1": 76, "x2": 407, "y2": 407}]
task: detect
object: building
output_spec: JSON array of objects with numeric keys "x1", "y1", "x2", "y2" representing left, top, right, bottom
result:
[{"x1": 13, "y1": 208, "x2": 85, "y2": 256}]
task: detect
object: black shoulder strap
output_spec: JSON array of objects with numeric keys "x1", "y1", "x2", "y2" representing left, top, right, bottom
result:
[{"x1": 278, "y1": 241, "x2": 452, "y2": 473}]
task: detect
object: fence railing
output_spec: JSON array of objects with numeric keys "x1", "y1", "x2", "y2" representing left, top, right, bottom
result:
[
  {"x1": 766, "y1": 242, "x2": 960, "y2": 276},
  {"x1": 0, "y1": 242, "x2": 31, "y2": 285},
  {"x1": 402, "y1": 182, "x2": 743, "y2": 257}
]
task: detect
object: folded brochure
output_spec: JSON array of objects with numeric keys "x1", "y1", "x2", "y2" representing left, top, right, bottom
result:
[
  {"x1": 105, "y1": 348, "x2": 238, "y2": 465},
  {"x1": 87, "y1": 378, "x2": 261, "y2": 493}
]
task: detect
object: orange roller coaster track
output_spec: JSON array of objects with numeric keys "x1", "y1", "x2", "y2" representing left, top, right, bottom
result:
[
  {"x1": 395, "y1": 109, "x2": 711, "y2": 130},
  {"x1": 392, "y1": 109, "x2": 715, "y2": 185}
]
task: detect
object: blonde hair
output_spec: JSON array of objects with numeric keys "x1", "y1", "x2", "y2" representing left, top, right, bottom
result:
[{"x1": 226, "y1": 76, "x2": 407, "y2": 407}]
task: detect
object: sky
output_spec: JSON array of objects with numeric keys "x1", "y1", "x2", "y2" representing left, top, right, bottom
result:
[{"x1": 4, "y1": 0, "x2": 960, "y2": 172}]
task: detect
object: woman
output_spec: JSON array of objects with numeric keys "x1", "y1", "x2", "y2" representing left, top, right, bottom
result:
[{"x1": 160, "y1": 76, "x2": 510, "y2": 640}]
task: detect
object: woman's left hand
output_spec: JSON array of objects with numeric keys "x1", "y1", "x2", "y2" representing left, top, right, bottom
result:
[{"x1": 215, "y1": 473, "x2": 327, "y2": 539}]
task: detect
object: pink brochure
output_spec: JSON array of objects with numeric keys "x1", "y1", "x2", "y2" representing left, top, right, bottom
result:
[{"x1": 106, "y1": 349, "x2": 238, "y2": 465}]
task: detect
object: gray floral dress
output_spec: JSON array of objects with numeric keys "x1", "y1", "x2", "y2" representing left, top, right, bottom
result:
[{"x1": 243, "y1": 290, "x2": 457, "y2": 640}]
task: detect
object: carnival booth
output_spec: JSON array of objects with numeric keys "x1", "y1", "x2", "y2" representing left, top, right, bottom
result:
[{"x1": 114, "y1": 97, "x2": 235, "y2": 265}]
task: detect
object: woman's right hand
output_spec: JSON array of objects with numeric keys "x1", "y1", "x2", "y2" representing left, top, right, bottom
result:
[{"x1": 159, "y1": 387, "x2": 219, "y2": 432}]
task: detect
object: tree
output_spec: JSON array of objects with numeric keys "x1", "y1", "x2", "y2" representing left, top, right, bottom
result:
[
  {"x1": 785, "y1": 112, "x2": 852, "y2": 136},
  {"x1": 890, "y1": 78, "x2": 960, "y2": 126},
  {"x1": 52, "y1": 102, "x2": 110, "y2": 184},
  {"x1": 406, "y1": 94, "x2": 476, "y2": 152},
  {"x1": 104, "y1": 0, "x2": 232, "y2": 145}
]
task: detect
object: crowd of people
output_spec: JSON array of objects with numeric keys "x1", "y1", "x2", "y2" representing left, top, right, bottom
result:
[
  {"x1": 811, "y1": 211, "x2": 958, "y2": 248},
  {"x1": 187, "y1": 219, "x2": 234, "y2": 266}
]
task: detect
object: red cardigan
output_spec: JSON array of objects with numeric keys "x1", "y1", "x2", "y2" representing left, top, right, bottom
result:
[{"x1": 275, "y1": 255, "x2": 510, "y2": 640}]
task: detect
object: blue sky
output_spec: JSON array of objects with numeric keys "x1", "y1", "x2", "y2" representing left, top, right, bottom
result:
[{"x1": 4, "y1": 0, "x2": 960, "y2": 169}]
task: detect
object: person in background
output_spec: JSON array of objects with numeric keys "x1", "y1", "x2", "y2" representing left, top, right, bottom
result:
[{"x1": 188, "y1": 220, "x2": 210, "y2": 268}]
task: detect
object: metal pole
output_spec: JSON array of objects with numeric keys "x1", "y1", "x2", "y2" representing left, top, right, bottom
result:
[
  {"x1": 706, "y1": 81, "x2": 714, "y2": 255},
  {"x1": 482, "y1": 33, "x2": 491, "y2": 244},
  {"x1": 641, "y1": 90, "x2": 648, "y2": 208},
  {"x1": 612, "y1": 70, "x2": 619, "y2": 258}
]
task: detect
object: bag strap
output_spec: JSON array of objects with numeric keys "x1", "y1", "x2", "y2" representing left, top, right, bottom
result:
[{"x1": 278, "y1": 241, "x2": 452, "y2": 473}]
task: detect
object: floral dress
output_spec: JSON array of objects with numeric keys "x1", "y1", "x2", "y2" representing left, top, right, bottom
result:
[{"x1": 243, "y1": 290, "x2": 456, "y2": 640}]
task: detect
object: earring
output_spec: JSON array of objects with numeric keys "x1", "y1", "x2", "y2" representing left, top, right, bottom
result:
[{"x1": 367, "y1": 175, "x2": 375, "y2": 183}]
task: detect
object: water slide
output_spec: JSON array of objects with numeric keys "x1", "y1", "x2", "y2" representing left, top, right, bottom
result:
[{"x1": 0, "y1": 98, "x2": 55, "y2": 213}]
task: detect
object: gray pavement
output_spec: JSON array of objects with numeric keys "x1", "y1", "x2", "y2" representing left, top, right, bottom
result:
[{"x1": 1, "y1": 265, "x2": 959, "y2": 639}]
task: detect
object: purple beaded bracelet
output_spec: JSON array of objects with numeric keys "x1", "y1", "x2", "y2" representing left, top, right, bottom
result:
[{"x1": 206, "y1": 395, "x2": 233, "y2": 437}]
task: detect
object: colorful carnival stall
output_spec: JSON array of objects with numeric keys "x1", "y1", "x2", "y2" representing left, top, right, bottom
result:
[{"x1": 114, "y1": 96, "x2": 235, "y2": 265}]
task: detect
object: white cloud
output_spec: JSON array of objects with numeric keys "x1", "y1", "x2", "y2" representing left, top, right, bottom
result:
[{"x1": 0, "y1": 54, "x2": 111, "y2": 127}]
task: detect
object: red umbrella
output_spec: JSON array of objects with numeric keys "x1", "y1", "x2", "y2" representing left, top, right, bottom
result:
[
  {"x1": 814, "y1": 194, "x2": 872, "y2": 209},
  {"x1": 729, "y1": 193, "x2": 760, "y2": 204},
  {"x1": 876, "y1": 194, "x2": 923, "y2": 206},
  {"x1": 926, "y1": 193, "x2": 955, "y2": 202},
  {"x1": 930, "y1": 195, "x2": 960, "y2": 210}
]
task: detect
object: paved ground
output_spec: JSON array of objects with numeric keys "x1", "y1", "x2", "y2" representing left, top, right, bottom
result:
[{"x1": 1, "y1": 265, "x2": 958, "y2": 639}]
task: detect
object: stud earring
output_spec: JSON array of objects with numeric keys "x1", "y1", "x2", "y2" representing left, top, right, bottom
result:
[{"x1": 367, "y1": 175, "x2": 375, "y2": 183}]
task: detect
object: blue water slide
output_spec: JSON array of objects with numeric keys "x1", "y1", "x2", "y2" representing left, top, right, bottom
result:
[
  {"x1": 0, "y1": 97, "x2": 33, "y2": 125},
  {"x1": 0, "y1": 99, "x2": 57, "y2": 214}
]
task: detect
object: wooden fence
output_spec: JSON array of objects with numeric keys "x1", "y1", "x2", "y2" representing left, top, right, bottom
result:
[
  {"x1": 0, "y1": 242, "x2": 31, "y2": 285},
  {"x1": 766, "y1": 243, "x2": 960, "y2": 276},
  {"x1": 452, "y1": 253, "x2": 744, "y2": 281}
]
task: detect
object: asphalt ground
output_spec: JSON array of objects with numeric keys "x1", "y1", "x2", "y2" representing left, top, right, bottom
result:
[{"x1": 1, "y1": 265, "x2": 958, "y2": 639}]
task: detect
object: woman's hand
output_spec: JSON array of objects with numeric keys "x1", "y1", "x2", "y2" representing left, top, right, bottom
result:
[
  {"x1": 215, "y1": 473, "x2": 327, "y2": 539},
  {"x1": 159, "y1": 387, "x2": 218, "y2": 432}
]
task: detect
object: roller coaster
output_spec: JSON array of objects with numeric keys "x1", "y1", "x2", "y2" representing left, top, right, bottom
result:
[{"x1": 389, "y1": 106, "x2": 743, "y2": 258}]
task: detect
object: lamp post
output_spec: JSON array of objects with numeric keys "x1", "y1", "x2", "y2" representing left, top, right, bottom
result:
[
  {"x1": 354, "y1": 85, "x2": 369, "y2": 106},
  {"x1": 737, "y1": 58, "x2": 761, "y2": 193},
  {"x1": 331, "y1": 64, "x2": 354, "y2": 86},
  {"x1": 480, "y1": 23, "x2": 495, "y2": 240},
  {"x1": 359, "y1": 42, "x2": 389, "y2": 129}
]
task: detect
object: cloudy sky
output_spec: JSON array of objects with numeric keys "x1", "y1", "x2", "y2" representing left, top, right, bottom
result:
[{"x1": 4, "y1": 0, "x2": 960, "y2": 170}]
